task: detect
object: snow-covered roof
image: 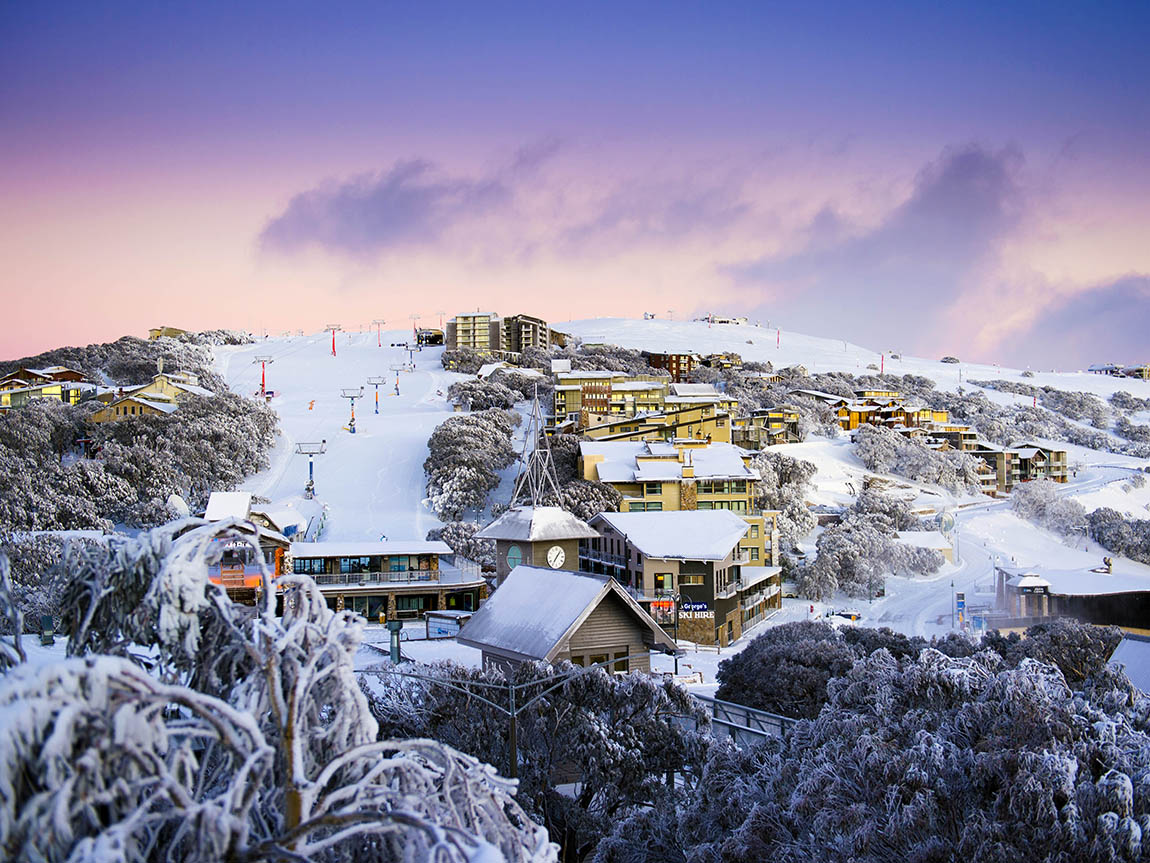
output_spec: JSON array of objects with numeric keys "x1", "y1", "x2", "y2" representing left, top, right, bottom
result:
[
  {"x1": 612, "y1": 381, "x2": 665, "y2": 392},
  {"x1": 113, "y1": 395, "x2": 178, "y2": 414},
  {"x1": 665, "y1": 395, "x2": 725, "y2": 405},
  {"x1": 580, "y1": 440, "x2": 758, "y2": 484},
  {"x1": 1014, "y1": 447, "x2": 1042, "y2": 460},
  {"x1": 1109, "y1": 635, "x2": 1150, "y2": 693},
  {"x1": 557, "y1": 370, "x2": 620, "y2": 381},
  {"x1": 476, "y1": 362, "x2": 508, "y2": 379},
  {"x1": 457, "y1": 566, "x2": 678, "y2": 662},
  {"x1": 474, "y1": 506, "x2": 599, "y2": 542},
  {"x1": 205, "y1": 491, "x2": 253, "y2": 521},
  {"x1": 172, "y1": 381, "x2": 214, "y2": 397},
  {"x1": 669, "y1": 383, "x2": 721, "y2": 397},
  {"x1": 590, "y1": 510, "x2": 749, "y2": 560},
  {"x1": 289, "y1": 540, "x2": 453, "y2": 557},
  {"x1": 1005, "y1": 574, "x2": 1052, "y2": 589},
  {"x1": 252, "y1": 506, "x2": 309, "y2": 536},
  {"x1": 1000, "y1": 563, "x2": 1150, "y2": 596},
  {"x1": 789, "y1": 388, "x2": 848, "y2": 402},
  {"x1": 894, "y1": 531, "x2": 952, "y2": 550}
]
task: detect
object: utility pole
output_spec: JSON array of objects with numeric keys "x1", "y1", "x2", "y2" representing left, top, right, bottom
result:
[
  {"x1": 372, "y1": 319, "x2": 386, "y2": 347},
  {"x1": 252, "y1": 355, "x2": 273, "y2": 398},
  {"x1": 325, "y1": 324, "x2": 342, "y2": 357},
  {"x1": 435, "y1": 309, "x2": 446, "y2": 330},
  {"x1": 950, "y1": 579, "x2": 955, "y2": 629},
  {"x1": 295, "y1": 441, "x2": 326, "y2": 498},
  {"x1": 340, "y1": 387, "x2": 363, "y2": 434},
  {"x1": 366, "y1": 376, "x2": 387, "y2": 414}
]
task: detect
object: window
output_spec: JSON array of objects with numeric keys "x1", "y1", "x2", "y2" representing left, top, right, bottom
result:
[
  {"x1": 696, "y1": 501, "x2": 713, "y2": 510},
  {"x1": 395, "y1": 596, "x2": 424, "y2": 611},
  {"x1": 589, "y1": 653, "x2": 609, "y2": 669},
  {"x1": 749, "y1": 524, "x2": 759, "y2": 538},
  {"x1": 570, "y1": 655, "x2": 585, "y2": 666},
  {"x1": 645, "y1": 502, "x2": 662, "y2": 511},
  {"x1": 389, "y1": 556, "x2": 410, "y2": 573},
  {"x1": 613, "y1": 651, "x2": 629, "y2": 673},
  {"x1": 294, "y1": 558, "x2": 325, "y2": 575},
  {"x1": 680, "y1": 573, "x2": 704, "y2": 585},
  {"x1": 340, "y1": 557, "x2": 371, "y2": 574},
  {"x1": 654, "y1": 572, "x2": 672, "y2": 592},
  {"x1": 645, "y1": 482, "x2": 660, "y2": 496},
  {"x1": 750, "y1": 547, "x2": 760, "y2": 561}
]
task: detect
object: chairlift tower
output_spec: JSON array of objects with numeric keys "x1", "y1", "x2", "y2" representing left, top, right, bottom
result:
[
  {"x1": 340, "y1": 387, "x2": 364, "y2": 433},
  {"x1": 372, "y1": 318, "x2": 387, "y2": 347},
  {"x1": 325, "y1": 324, "x2": 342, "y2": 357},
  {"x1": 389, "y1": 363, "x2": 407, "y2": 396},
  {"x1": 295, "y1": 440, "x2": 326, "y2": 498},
  {"x1": 435, "y1": 309, "x2": 446, "y2": 330},
  {"x1": 253, "y1": 355, "x2": 273, "y2": 398},
  {"x1": 366, "y1": 375, "x2": 388, "y2": 414}
]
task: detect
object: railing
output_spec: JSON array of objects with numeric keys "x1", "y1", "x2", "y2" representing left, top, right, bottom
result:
[
  {"x1": 578, "y1": 549, "x2": 628, "y2": 568},
  {"x1": 715, "y1": 580, "x2": 740, "y2": 599},
  {"x1": 309, "y1": 567, "x2": 478, "y2": 587},
  {"x1": 689, "y1": 694, "x2": 796, "y2": 746}
]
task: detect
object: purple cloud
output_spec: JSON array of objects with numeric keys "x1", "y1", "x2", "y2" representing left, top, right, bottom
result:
[{"x1": 727, "y1": 144, "x2": 1024, "y2": 349}]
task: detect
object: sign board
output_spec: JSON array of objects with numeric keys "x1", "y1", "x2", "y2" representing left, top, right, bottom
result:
[
  {"x1": 682, "y1": 601, "x2": 709, "y2": 612},
  {"x1": 679, "y1": 610, "x2": 714, "y2": 620},
  {"x1": 955, "y1": 592, "x2": 965, "y2": 611},
  {"x1": 939, "y1": 512, "x2": 956, "y2": 535}
]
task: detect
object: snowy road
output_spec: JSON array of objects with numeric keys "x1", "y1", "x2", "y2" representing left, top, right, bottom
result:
[{"x1": 217, "y1": 330, "x2": 468, "y2": 542}]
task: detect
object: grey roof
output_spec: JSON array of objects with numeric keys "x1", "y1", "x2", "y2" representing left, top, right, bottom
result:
[
  {"x1": 1109, "y1": 635, "x2": 1150, "y2": 693},
  {"x1": 474, "y1": 506, "x2": 598, "y2": 542},
  {"x1": 457, "y1": 565, "x2": 679, "y2": 661}
]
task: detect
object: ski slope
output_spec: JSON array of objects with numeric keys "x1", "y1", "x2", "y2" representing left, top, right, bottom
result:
[
  {"x1": 556, "y1": 317, "x2": 1150, "y2": 400},
  {"x1": 216, "y1": 329, "x2": 469, "y2": 542}
]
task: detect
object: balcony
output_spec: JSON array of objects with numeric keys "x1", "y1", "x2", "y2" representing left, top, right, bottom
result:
[
  {"x1": 579, "y1": 548, "x2": 629, "y2": 568},
  {"x1": 309, "y1": 565, "x2": 480, "y2": 588}
]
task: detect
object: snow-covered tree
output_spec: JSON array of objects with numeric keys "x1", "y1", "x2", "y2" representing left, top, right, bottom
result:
[
  {"x1": 598, "y1": 643, "x2": 1150, "y2": 863},
  {"x1": 426, "y1": 521, "x2": 496, "y2": 570},
  {"x1": 854, "y1": 424, "x2": 983, "y2": 493},
  {"x1": 1011, "y1": 479, "x2": 1088, "y2": 536},
  {"x1": 424, "y1": 409, "x2": 518, "y2": 521},
  {"x1": 1087, "y1": 507, "x2": 1150, "y2": 566},
  {"x1": 749, "y1": 450, "x2": 818, "y2": 549},
  {"x1": 366, "y1": 659, "x2": 709, "y2": 862},
  {"x1": 2, "y1": 518, "x2": 556, "y2": 862}
]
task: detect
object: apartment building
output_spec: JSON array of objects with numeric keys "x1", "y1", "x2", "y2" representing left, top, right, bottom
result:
[
  {"x1": 642, "y1": 351, "x2": 701, "y2": 383},
  {"x1": 579, "y1": 438, "x2": 781, "y2": 571},
  {"x1": 582, "y1": 510, "x2": 782, "y2": 647},
  {"x1": 731, "y1": 406, "x2": 803, "y2": 449},
  {"x1": 445, "y1": 312, "x2": 503, "y2": 352},
  {"x1": 581, "y1": 403, "x2": 734, "y2": 444}
]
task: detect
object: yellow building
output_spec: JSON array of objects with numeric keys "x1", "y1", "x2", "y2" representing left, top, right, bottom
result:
[
  {"x1": 553, "y1": 371, "x2": 671, "y2": 423},
  {"x1": 445, "y1": 312, "x2": 502, "y2": 352},
  {"x1": 148, "y1": 326, "x2": 189, "y2": 340},
  {"x1": 731, "y1": 406, "x2": 802, "y2": 449},
  {"x1": 582, "y1": 403, "x2": 733, "y2": 444},
  {"x1": 578, "y1": 438, "x2": 780, "y2": 573},
  {"x1": 88, "y1": 372, "x2": 214, "y2": 423}
]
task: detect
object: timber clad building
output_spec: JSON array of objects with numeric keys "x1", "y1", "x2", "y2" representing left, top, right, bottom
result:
[{"x1": 457, "y1": 566, "x2": 679, "y2": 674}]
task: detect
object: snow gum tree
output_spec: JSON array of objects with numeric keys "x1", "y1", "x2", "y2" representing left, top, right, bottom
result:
[
  {"x1": 1, "y1": 518, "x2": 556, "y2": 862},
  {"x1": 599, "y1": 646, "x2": 1150, "y2": 863},
  {"x1": 424, "y1": 409, "x2": 518, "y2": 521},
  {"x1": 366, "y1": 659, "x2": 710, "y2": 862}
]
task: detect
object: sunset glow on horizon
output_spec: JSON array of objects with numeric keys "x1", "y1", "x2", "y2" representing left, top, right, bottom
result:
[{"x1": 3, "y1": 1, "x2": 1148, "y2": 367}]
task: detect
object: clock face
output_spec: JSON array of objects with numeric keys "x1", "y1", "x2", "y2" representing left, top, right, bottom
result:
[
  {"x1": 506, "y1": 545, "x2": 522, "y2": 570},
  {"x1": 546, "y1": 545, "x2": 566, "y2": 569}
]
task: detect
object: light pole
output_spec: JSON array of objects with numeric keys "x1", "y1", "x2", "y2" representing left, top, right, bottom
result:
[{"x1": 950, "y1": 579, "x2": 955, "y2": 629}]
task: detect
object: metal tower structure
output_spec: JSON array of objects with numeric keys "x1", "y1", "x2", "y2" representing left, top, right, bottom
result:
[
  {"x1": 325, "y1": 324, "x2": 342, "y2": 357},
  {"x1": 366, "y1": 375, "x2": 387, "y2": 413},
  {"x1": 253, "y1": 355, "x2": 273, "y2": 397},
  {"x1": 511, "y1": 387, "x2": 562, "y2": 507},
  {"x1": 295, "y1": 440, "x2": 326, "y2": 498},
  {"x1": 340, "y1": 387, "x2": 363, "y2": 434},
  {"x1": 372, "y1": 318, "x2": 386, "y2": 347}
]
